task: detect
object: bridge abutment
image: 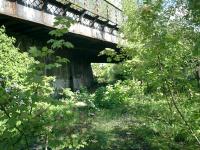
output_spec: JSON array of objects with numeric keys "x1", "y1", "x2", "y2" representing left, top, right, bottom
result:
[
  {"x1": 9, "y1": 33, "x2": 94, "y2": 91},
  {"x1": 52, "y1": 58, "x2": 94, "y2": 91},
  {"x1": 70, "y1": 59, "x2": 94, "y2": 91}
]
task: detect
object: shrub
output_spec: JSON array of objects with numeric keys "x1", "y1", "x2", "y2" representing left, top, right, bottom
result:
[
  {"x1": 0, "y1": 26, "x2": 89, "y2": 149},
  {"x1": 94, "y1": 80, "x2": 145, "y2": 109}
]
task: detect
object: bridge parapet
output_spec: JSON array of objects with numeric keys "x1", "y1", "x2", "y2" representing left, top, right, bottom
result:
[{"x1": 65, "y1": 0, "x2": 123, "y2": 26}]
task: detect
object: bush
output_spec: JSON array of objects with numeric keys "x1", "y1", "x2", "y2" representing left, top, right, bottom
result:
[
  {"x1": 94, "y1": 80, "x2": 145, "y2": 109},
  {"x1": 0, "y1": 26, "x2": 89, "y2": 149}
]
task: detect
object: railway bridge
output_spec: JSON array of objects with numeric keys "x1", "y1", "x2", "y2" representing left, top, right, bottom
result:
[{"x1": 0, "y1": 0, "x2": 123, "y2": 90}]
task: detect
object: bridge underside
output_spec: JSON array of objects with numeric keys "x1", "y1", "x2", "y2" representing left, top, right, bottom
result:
[{"x1": 0, "y1": 14, "x2": 118, "y2": 63}]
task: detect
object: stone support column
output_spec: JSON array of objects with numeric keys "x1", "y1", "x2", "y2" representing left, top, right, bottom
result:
[{"x1": 70, "y1": 59, "x2": 94, "y2": 90}]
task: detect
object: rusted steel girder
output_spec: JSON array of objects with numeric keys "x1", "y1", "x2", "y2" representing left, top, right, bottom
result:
[{"x1": 2, "y1": 0, "x2": 123, "y2": 29}]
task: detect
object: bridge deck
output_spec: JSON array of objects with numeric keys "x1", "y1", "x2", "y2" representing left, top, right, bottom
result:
[{"x1": 0, "y1": 0, "x2": 123, "y2": 44}]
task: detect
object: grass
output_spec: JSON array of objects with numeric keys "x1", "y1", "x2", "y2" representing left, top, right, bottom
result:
[
  {"x1": 81, "y1": 108, "x2": 154, "y2": 150},
  {"x1": 79, "y1": 100, "x2": 200, "y2": 150}
]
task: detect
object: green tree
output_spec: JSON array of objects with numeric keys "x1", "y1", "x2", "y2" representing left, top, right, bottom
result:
[
  {"x1": 0, "y1": 17, "x2": 89, "y2": 150},
  {"x1": 121, "y1": 0, "x2": 200, "y2": 145}
]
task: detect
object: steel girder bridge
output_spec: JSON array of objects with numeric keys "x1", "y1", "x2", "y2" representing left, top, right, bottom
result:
[{"x1": 0, "y1": 0, "x2": 123, "y2": 89}]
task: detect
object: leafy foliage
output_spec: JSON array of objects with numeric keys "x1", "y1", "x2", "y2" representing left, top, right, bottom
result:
[
  {"x1": 94, "y1": 80, "x2": 144, "y2": 109},
  {"x1": 0, "y1": 18, "x2": 89, "y2": 149},
  {"x1": 86, "y1": 0, "x2": 200, "y2": 149}
]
